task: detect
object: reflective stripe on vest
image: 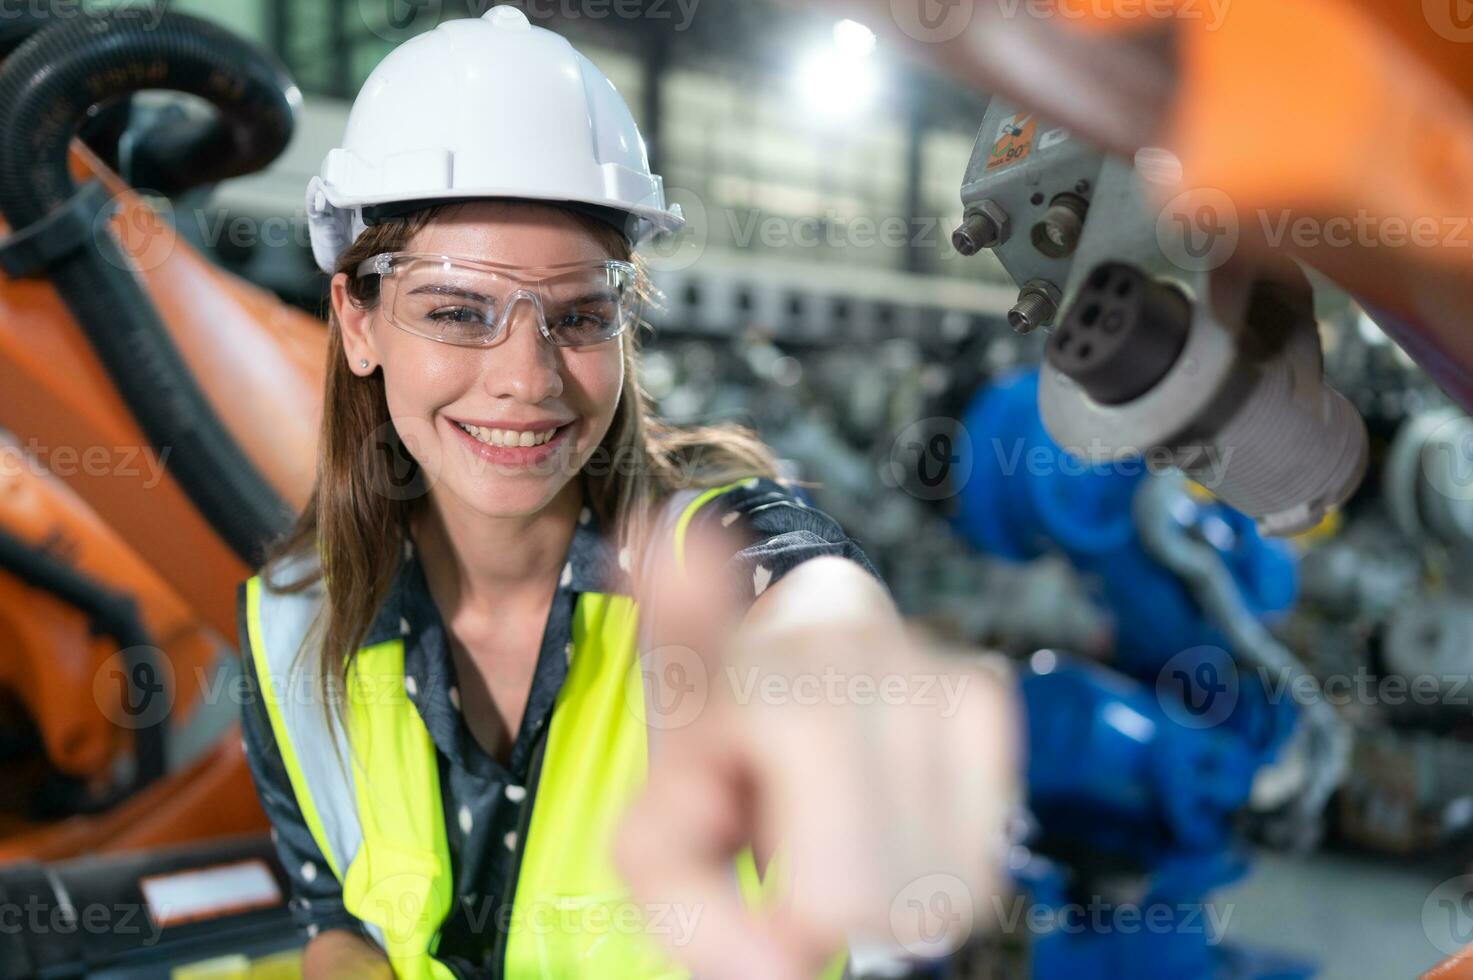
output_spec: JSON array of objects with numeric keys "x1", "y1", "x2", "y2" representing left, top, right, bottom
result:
[
  {"x1": 248, "y1": 483, "x2": 783, "y2": 977},
  {"x1": 247, "y1": 557, "x2": 452, "y2": 976}
]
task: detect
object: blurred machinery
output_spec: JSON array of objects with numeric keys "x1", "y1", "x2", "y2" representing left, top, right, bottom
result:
[
  {"x1": 939, "y1": 95, "x2": 1358, "y2": 976},
  {"x1": 937, "y1": 37, "x2": 1473, "y2": 973},
  {"x1": 952, "y1": 369, "x2": 1322, "y2": 979},
  {"x1": 1294, "y1": 401, "x2": 1473, "y2": 857},
  {"x1": 2, "y1": 0, "x2": 1473, "y2": 978}
]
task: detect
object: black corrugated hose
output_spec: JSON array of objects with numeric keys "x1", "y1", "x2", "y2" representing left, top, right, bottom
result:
[{"x1": 0, "y1": 8, "x2": 301, "y2": 564}]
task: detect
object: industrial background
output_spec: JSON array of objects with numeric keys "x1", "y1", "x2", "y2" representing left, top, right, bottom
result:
[{"x1": 0, "y1": 1, "x2": 1469, "y2": 978}]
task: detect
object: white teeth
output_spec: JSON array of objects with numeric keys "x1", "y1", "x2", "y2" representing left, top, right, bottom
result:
[{"x1": 456, "y1": 422, "x2": 560, "y2": 448}]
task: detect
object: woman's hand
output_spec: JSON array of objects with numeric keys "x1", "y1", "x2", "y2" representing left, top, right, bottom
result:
[
  {"x1": 302, "y1": 928, "x2": 395, "y2": 980},
  {"x1": 616, "y1": 530, "x2": 1022, "y2": 980}
]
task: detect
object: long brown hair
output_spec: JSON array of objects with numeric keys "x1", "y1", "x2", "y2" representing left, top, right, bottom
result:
[{"x1": 263, "y1": 201, "x2": 778, "y2": 719}]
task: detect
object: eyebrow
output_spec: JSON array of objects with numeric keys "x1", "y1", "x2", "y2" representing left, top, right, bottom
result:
[{"x1": 406, "y1": 283, "x2": 498, "y2": 305}]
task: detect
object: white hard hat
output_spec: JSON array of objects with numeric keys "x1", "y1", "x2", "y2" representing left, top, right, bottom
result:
[{"x1": 305, "y1": 5, "x2": 683, "y2": 274}]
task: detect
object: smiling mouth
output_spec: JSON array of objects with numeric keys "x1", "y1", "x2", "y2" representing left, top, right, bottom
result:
[{"x1": 451, "y1": 420, "x2": 570, "y2": 448}]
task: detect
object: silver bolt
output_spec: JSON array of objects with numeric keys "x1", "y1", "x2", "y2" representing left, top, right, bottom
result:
[
  {"x1": 1008, "y1": 280, "x2": 1062, "y2": 334},
  {"x1": 952, "y1": 200, "x2": 1010, "y2": 255}
]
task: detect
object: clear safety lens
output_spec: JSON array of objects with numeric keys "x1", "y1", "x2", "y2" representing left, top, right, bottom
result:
[{"x1": 371, "y1": 254, "x2": 640, "y2": 348}]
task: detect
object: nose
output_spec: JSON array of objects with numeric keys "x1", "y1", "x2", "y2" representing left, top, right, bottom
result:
[{"x1": 481, "y1": 292, "x2": 563, "y2": 403}]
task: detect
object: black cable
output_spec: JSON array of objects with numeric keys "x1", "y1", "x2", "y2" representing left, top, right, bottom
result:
[{"x1": 0, "y1": 9, "x2": 300, "y2": 564}]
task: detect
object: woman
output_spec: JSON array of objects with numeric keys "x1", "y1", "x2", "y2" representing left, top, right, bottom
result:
[
  {"x1": 237, "y1": 8, "x2": 896, "y2": 979},
  {"x1": 241, "y1": 8, "x2": 1017, "y2": 980}
]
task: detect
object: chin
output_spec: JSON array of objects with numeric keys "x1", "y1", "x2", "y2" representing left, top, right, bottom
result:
[{"x1": 456, "y1": 474, "x2": 570, "y2": 520}]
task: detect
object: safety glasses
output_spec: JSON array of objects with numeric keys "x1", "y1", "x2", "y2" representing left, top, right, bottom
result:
[{"x1": 356, "y1": 252, "x2": 641, "y2": 348}]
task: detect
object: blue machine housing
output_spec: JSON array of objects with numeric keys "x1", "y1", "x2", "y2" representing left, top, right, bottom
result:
[{"x1": 953, "y1": 370, "x2": 1297, "y2": 673}]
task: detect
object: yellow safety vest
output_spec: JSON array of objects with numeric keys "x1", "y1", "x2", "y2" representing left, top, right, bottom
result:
[{"x1": 244, "y1": 483, "x2": 846, "y2": 979}]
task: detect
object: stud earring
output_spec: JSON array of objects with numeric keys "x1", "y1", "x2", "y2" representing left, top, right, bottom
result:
[{"x1": 359, "y1": 359, "x2": 370, "y2": 370}]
